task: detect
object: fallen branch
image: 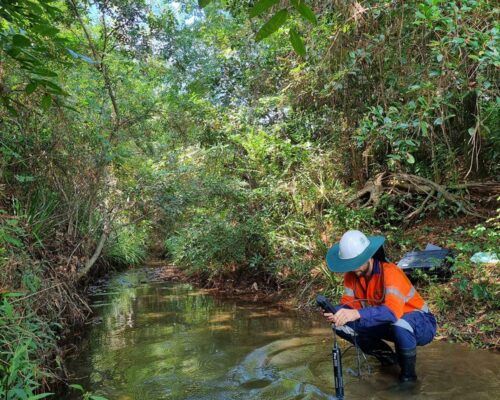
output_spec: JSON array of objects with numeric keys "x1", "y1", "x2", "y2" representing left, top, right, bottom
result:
[
  {"x1": 10, "y1": 283, "x2": 63, "y2": 304},
  {"x1": 350, "y1": 173, "x2": 493, "y2": 220},
  {"x1": 77, "y1": 226, "x2": 109, "y2": 281}
]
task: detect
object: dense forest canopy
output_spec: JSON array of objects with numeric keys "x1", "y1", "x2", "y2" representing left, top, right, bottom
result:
[{"x1": 0, "y1": 0, "x2": 498, "y2": 397}]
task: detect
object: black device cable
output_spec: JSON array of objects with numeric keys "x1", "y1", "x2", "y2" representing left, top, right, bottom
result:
[{"x1": 323, "y1": 294, "x2": 393, "y2": 378}]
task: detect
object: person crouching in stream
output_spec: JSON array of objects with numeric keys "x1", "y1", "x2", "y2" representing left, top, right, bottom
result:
[{"x1": 322, "y1": 230, "x2": 437, "y2": 382}]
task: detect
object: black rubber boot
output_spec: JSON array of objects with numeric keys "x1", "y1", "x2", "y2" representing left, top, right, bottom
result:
[
  {"x1": 358, "y1": 338, "x2": 398, "y2": 366},
  {"x1": 397, "y1": 348, "x2": 417, "y2": 382}
]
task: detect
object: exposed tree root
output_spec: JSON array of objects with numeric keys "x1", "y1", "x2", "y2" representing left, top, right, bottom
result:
[{"x1": 350, "y1": 173, "x2": 499, "y2": 221}]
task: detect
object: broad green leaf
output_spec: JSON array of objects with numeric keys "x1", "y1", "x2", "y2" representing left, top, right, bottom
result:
[
  {"x1": 406, "y1": 153, "x2": 415, "y2": 164},
  {"x1": 8, "y1": 388, "x2": 28, "y2": 400},
  {"x1": 5, "y1": 103, "x2": 19, "y2": 116},
  {"x1": 4, "y1": 234, "x2": 23, "y2": 247},
  {"x1": 40, "y1": 3, "x2": 62, "y2": 17},
  {"x1": 15, "y1": 174, "x2": 35, "y2": 183},
  {"x1": 3, "y1": 292, "x2": 25, "y2": 297},
  {"x1": 291, "y1": 0, "x2": 317, "y2": 25},
  {"x1": 32, "y1": 68, "x2": 58, "y2": 77},
  {"x1": 62, "y1": 104, "x2": 79, "y2": 113},
  {"x1": 17, "y1": 47, "x2": 39, "y2": 63},
  {"x1": 249, "y1": 0, "x2": 279, "y2": 18},
  {"x1": 12, "y1": 34, "x2": 31, "y2": 47},
  {"x1": 198, "y1": 0, "x2": 212, "y2": 8},
  {"x1": 25, "y1": 81, "x2": 38, "y2": 94},
  {"x1": 89, "y1": 396, "x2": 109, "y2": 400},
  {"x1": 5, "y1": 46, "x2": 22, "y2": 58},
  {"x1": 34, "y1": 79, "x2": 67, "y2": 95},
  {"x1": 289, "y1": 28, "x2": 306, "y2": 56},
  {"x1": 420, "y1": 120, "x2": 428, "y2": 136},
  {"x1": 41, "y1": 93, "x2": 52, "y2": 110},
  {"x1": 2, "y1": 300, "x2": 14, "y2": 317},
  {"x1": 68, "y1": 384, "x2": 84, "y2": 392},
  {"x1": 27, "y1": 1, "x2": 44, "y2": 15},
  {"x1": 255, "y1": 9, "x2": 288, "y2": 42},
  {"x1": 32, "y1": 24, "x2": 60, "y2": 36},
  {"x1": 28, "y1": 393, "x2": 54, "y2": 400}
]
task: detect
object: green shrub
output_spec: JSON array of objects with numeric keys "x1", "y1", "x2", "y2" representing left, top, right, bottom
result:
[
  {"x1": 165, "y1": 212, "x2": 270, "y2": 278},
  {"x1": 0, "y1": 295, "x2": 56, "y2": 400},
  {"x1": 104, "y1": 222, "x2": 151, "y2": 267},
  {"x1": 450, "y1": 219, "x2": 499, "y2": 308}
]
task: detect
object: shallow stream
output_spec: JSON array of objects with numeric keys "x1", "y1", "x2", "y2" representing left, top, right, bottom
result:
[{"x1": 63, "y1": 269, "x2": 499, "y2": 399}]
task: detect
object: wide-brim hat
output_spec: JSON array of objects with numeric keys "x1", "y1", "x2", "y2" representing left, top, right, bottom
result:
[{"x1": 326, "y1": 230, "x2": 385, "y2": 273}]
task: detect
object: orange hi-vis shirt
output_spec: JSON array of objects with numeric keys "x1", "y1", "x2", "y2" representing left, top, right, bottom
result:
[{"x1": 340, "y1": 261, "x2": 429, "y2": 319}]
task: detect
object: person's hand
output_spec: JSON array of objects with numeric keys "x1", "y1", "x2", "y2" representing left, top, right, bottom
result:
[
  {"x1": 323, "y1": 312, "x2": 335, "y2": 323},
  {"x1": 332, "y1": 308, "x2": 360, "y2": 326}
]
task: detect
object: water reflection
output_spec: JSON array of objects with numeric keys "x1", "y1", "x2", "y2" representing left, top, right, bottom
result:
[{"x1": 64, "y1": 270, "x2": 500, "y2": 400}]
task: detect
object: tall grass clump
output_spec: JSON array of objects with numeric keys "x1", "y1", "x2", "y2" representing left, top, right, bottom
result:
[
  {"x1": 165, "y1": 211, "x2": 271, "y2": 281},
  {"x1": 0, "y1": 295, "x2": 57, "y2": 399},
  {"x1": 104, "y1": 222, "x2": 151, "y2": 267}
]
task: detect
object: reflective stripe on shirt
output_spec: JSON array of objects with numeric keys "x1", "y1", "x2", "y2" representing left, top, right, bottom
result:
[
  {"x1": 385, "y1": 285, "x2": 416, "y2": 302},
  {"x1": 420, "y1": 303, "x2": 430, "y2": 313}
]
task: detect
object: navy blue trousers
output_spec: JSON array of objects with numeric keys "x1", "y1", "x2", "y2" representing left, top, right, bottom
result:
[{"x1": 335, "y1": 311, "x2": 437, "y2": 351}]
